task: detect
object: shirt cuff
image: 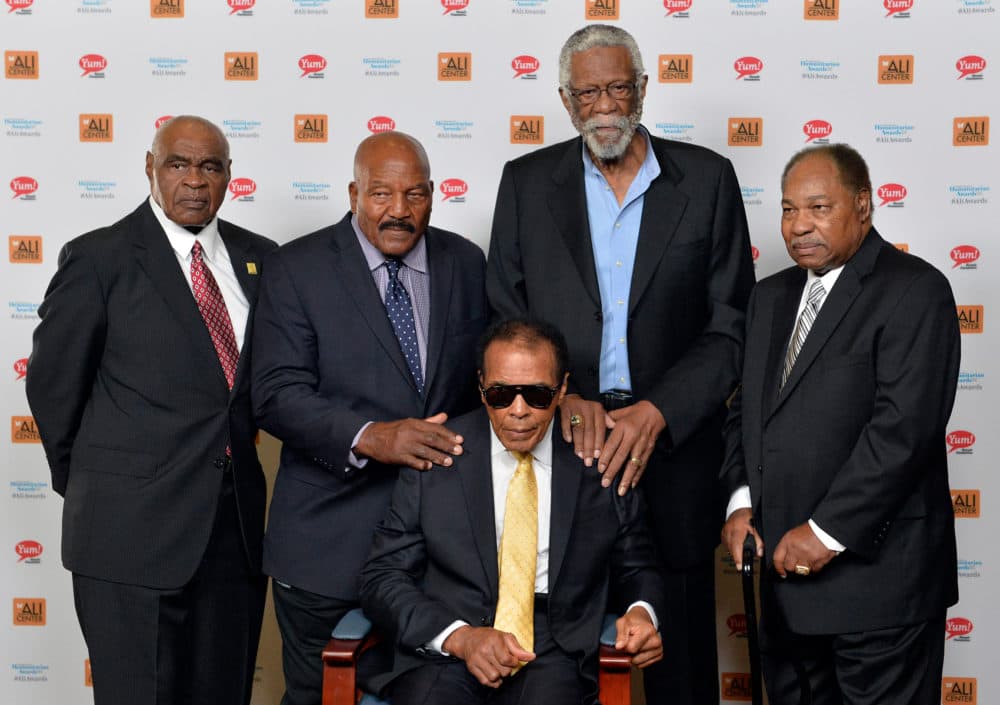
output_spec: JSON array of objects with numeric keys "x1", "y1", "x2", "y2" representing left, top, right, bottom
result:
[
  {"x1": 347, "y1": 422, "x2": 373, "y2": 472},
  {"x1": 725, "y1": 485, "x2": 752, "y2": 520},
  {"x1": 627, "y1": 601, "x2": 658, "y2": 631},
  {"x1": 426, "y1": 620, "x2": 469, "y2": 656},
  {"x1": 808, "y1": 519, "x2": 845, "y2": 553}
]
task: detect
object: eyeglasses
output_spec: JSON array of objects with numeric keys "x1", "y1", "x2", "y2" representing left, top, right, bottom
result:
[
  {"x1": 565, "y1": 81, "x2": 637, "y2": 105},
  {"x1": 479, "y1": 383, "x2": 560, "y2": 409}
]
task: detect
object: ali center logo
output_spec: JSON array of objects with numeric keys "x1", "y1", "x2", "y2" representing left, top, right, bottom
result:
[
  {"x1": 951, "y1": 245, "x2": 980, "y2": 270},
  {"x1": 12, "y1": 598, "x2": 45, "y2": 626},
  {"x1": 440, "y1": 178, "x2": 468, "y2": 204},
  {"x1": 946, "y1": 429, "x2": 974, "y2": 455},
  {"x1": 79, "y1": 54, "x2": 107, "y2": 78},
  {"x1": 942, "y1": 678, "x2": 977, "y2": 704},
  {"x1": 225, "y1": 52, "x2": 258, "y2": 81},
  {"x1": 9, "y1": 235, "x2": 41, "y2": 263},
  {"x1": 150, "y1": 0, "x2": 183, "y2": 17},
  {"x1": 366, "y1": 0, "x2": 397, "y2": 17},
  {"x1": 510, "y1": 116, "x2": 544, "y2": 145},
  {"x1": 585, "y1": 0, "x2": 619, "y2": 20},
  {"x1": 729, "y1": 117, "x2": 763, "y2": 146},
  {"x1": 946, "y1": 617, "x2": 973, "y2": 642},
  {"x1": 878, "y1": 55, "x2": 913, "y2": 84},
  {"x1": 512, "y1": 55, "x2": 539, "y2": 80},
  {"x1": 957, "y1": 55, "x2": 986, "y2": 80},
  {"x1": 954, "y1": 117, "x2": 989, "y2": 146},
  {"x1": 734, "y1": 56, "x2": 762, "y2": 81},
  {"x1": 957, "y1": 305, "x2": 983, "y2": 334},
  {"x1": 659, "y1": 55, "x2": 692, "y2": 83},
  {"x1": 80, "y1": 114, "x2": 113, "y2": 142},
  {"x1": 5, "y1": 50, "x2": 38, "y2": 80},
  {"x1": 876, "y1": 183, "x2": 906, "y2": 208},
  {"x1": 11, "y1": 416, "x2": 40, "y2": 443},
  {"x1": 228, "y1": 0, "x2": 255, "y2": 15},
  {"x1": 721, "y1": 673, "x2": 752, "y2": 700},
  {"x1": 951, "y1": 490, "x2": 980, "y2": 519},
  {"x1": 295, "y1": 114, "x2": 327, "y2": 143},
  {"x1": 664, "y1": 0, "x2": 692, "y2": 17},
  {"x1": 438, "y1": 52, "x2": 471, "y2": 81},
  {"x1": 884, "y1": 0, "x2": 912, "y2": 18},
  {"x1": 804, "y1": 0, "x2": 837, "y2": 20},
  {"x1": 15, "y1": 540, "x2": 42, "y2": 565},
  {"x1": 368, "y1": 116, "x2": 396, "y2": 134},
  {"x1": 228, "y1": 177, "x2": 256, "y2": 202},
  {"x1": 803, "y1": 119, "x2": 832, "y2": 144},
  {"x1": 299, "y1": 54, "x2": 326, "y2": 78}
]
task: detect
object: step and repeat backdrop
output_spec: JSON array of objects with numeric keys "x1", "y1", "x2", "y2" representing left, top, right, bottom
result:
[{"x1": 2, "y1": 0, "x2": 995, "y2": 703}]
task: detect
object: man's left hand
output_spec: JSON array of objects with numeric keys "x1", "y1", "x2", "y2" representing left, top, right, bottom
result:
[
  {"x1": 771, "y1": 522, "x2": 837, "y2": 578},
  {"x1": 598, "y1": 401, "x2": 666, "y2": 495},
  {"x1": 614, "y1": 606, "x2": 662, "y2": 668}
]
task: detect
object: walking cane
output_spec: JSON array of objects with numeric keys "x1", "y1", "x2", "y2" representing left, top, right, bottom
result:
[{"x1": 741, "y1": 532, "x2": 763, "y2": 705}]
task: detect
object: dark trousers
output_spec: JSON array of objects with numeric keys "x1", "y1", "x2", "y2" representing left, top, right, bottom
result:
[
  {"x1": 761, "y1": 611, "x2": 946, "y2": 705},
  {"x1": 73, "y1": 475, "x2": 266, "y2": 705},
  {"x1": 272, "y1": 580, "x2": 355, "y2": 705},
  {"x1": 641, "y1": 560, "x2": 718, "y2": 705}
]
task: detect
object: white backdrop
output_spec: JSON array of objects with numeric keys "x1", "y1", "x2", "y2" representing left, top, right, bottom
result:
[{"x1": 2, "y1": 1, "x2": 995, "y2": 703}]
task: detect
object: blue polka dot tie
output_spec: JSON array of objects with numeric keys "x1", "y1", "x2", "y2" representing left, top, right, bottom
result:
[{"x1": 383, "y1": 258, "x2": 424, "y2": 396}]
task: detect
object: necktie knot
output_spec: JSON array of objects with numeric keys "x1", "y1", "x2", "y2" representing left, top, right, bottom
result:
[
  {"x1": 385, "y1": 257, "x2": 403, "y2": 280},
  {"x1": 806, "y1": 278, "x2": 826, "y2": 310},
  {"x1": 192, "y1": 239, "x2": 204, "y2": 260}
]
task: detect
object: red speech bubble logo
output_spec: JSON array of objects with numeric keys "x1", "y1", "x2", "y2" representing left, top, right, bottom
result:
[
  {"x1": 947, "y1": 430, "x2": 975, "y2": 453},
  {"x1": 883, "y1": 0, "x2": 912, "y2": 17},
  {"x1": 155, "y1": 115, "x2": 174, "y2": 129},
  {"x1": 14, "y1": 358, "x2": 27, "y2": 381},
  {"x1": 298, "y1": 54, "x2": 326, "y2": 78},
  {"x1": 663, "y1": 0, "x2": 692, "y2": 15},
  {"x1": 367, "y1": 116, "x2": 396, "y2": 134},
  {"x1": 734, "y1": 56, "x2": 763, "y2": 80},
  {"x1": 228, "y1": 0, "x2": 255, "y2": 14},
  {"x1": 15, "y1": 540, "x2": 42, "y2": 562},
  {"x1": 751, "y1": 245, "x2": 760, "y2": 262},
  {"x1": 79, "y1": 54, "x2": 107, "y2": 78},
  {"x1": 6, "y1": 0, "x2": 33, "y2": 13},
  {"x1": 440, "y1": 178, "x2": 468, "y2": 201},
  {"x1": 441, "y1": 0, "x2": 468, "y2": 14},
  {"x1": 951, "y1": 245, "x2": 980, "y2": 269},
  {"x1": 876, "y1": 183, "x2": 907, "y2": 207},
  {"x1": 228, "y1": 178, "x2": 256, "y2": 200},
  {"x1": 512, "y1": 55, "x2": 539, "y2": 79},
  {"x1": 803, "y1": 119, "x2": 832, "y2": 143},
  {"x1": 10, "y1": 176, "x2": 38, "y2": 199},
  {"x1": 956, "y1": 55, "x2": 986, "y2": 80},
  {"x1": 946, "y1": 617, "x2": 973, "y2": 640},
  {"x1": 726, "y1": 614, "x2": 747, "y2": 637}
]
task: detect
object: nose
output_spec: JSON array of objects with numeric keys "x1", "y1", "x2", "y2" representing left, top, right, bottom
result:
[
  {"x1": 591, "y1": 88, "x2": 620, "y2": 114},
  {"x1": 789, "y1": 209, "x2": 814, "y2": 236},
  {"x1": 388, "y1": 191, "x2": 410, "y2": 218},
  {"x1": 182, "y1": 165, "x2": 206, "y2": 188},
  {"x1": 508, "y1": 394, "x2": 530, "y2": 418}
]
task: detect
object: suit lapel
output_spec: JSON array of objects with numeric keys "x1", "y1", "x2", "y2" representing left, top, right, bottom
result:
[
  {"x1": 422, "y1": 228, "x2": 453, "y2": 409},
  {"x1": 762, "y1": 271, "x2": 805, "y2": 419},
  {"x1": 458, "y1": 412, "x2": 500, "y2": 600},
  {"x1": 547, "y1": 139, "x2": 601, "y2": 308},
  {"x1": 546, "y1": 432, "x2": 581, "y2": 593}
]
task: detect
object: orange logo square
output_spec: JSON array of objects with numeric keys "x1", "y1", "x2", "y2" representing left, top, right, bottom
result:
[
  {"x1": 659, "y1": 54, "x2": 692, "y2": 83},
  {"x1": 510, "y1": 116, "x2": 544, "y2": 145},
  {"x1": 12, "y1": 598, "x2": 45, "y2": 626},
  {"x1": 438, "y1": 53, "x2": 471, "y2": 81},
  {"x1": 85, "y1": 659, "x2": 92, "y2": 686},
  {"x1": 951, "y1": 490, "x2": 980, "y2": 518},
  {"x1": 893, "y1": 243, "x2": 909, "y2": 252},
  {"x1": 585, "y1": 0, "x2": 619, "y2": 20},
  {"x1": 225, "y1": 52, "x2": 258, "y2": 81},
  {"x1": 729, "y1": 117, "x2": 763, "y2": 147},
  {"x1": 150, "y1": 0, "x2": 184, "y2": 17},
  {"x1": 79, "y1": 114, "x2": 113, "y2": 143},
  {"x1": 366, "y1": 0, "x2": 398, "y2": 18},
  {"x1": 954, "y1": 117, "x2": 989, "y2": 146},
  {"x1": 5, "y1": 51, "x2": 39, "y2": 80},
  {"x1": 11, "y1": 416, "x2": 40, "y2": 444},
  {"x1": 294, "y1": 114, "x2": 328, "y2": 143},
  {"x1": 942, "y1": 677, "x2": 977, "y2": 703},
  {"x1": 721, "y1": 673, "x2": 752, "y2": 701},
  {"x1": 878, "y1": 55, "x2": 913, "y2": 84},
  {"x1": 804, "y1": 0, "x2": 837, "y2": 20},
  {"x1": 9, "y1": 235, "x2": 42, "y2": 263},
  {"x1": 957, "y1": 305, "x2": 983, "y2": 334}
]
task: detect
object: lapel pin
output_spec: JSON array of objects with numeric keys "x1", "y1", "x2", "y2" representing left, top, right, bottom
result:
[{"x1": 246, "y1": 262, "x2": 258, "y2": 275}]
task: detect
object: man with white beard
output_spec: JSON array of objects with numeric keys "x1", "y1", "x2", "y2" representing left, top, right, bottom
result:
[{"x1": 486, "y1": 24, "x2": 755, "y2": 705}]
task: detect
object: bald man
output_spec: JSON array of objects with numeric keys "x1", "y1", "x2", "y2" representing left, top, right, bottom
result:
[
  {"x1": 27, "y1": 115, "x2": 276, "y2": 705},
  {"x1": 252, "y1": 131, "x2": 488, "y2": 705}
]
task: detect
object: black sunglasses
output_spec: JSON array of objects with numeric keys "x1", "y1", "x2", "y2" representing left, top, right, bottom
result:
[{"x1": 479, "y1": 383, "x2": 560, "y2": 409}]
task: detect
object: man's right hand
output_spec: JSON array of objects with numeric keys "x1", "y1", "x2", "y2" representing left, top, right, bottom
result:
[
  {"x1": 353, "y1": 413, "x2": 463, "y2": 471},
  {"x1": 559, "y1": 394, "x2": 612, "y2": 468},
  {"x1": 721, "y1": 507, "x2": 763, "y2": 571},
  {"x1": 442, "y1": 626, "x2": 535, "y2": 688}
]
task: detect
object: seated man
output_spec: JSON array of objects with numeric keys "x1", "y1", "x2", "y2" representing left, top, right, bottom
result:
[{"x1": 360, "y1": 318, "x2": 665, "y2": 705}]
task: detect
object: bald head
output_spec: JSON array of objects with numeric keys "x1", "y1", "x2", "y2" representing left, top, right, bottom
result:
[
  {"x1": 353, "y1": 131, "x2": 430, "y2": 183},
  {"x1": 151, "y1": 115, "x2": 230, "y2": 161}
]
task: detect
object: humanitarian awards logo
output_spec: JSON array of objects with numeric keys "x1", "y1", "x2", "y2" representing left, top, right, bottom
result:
[
  {"x1": 659, "y1": 55, "x2": 692, "y2": 83},
  {"x1": 954, "y1": 117, "x2": 989, "y2": 146},
  {"x1": 223, "y1": 118, "x2": 261, "y2": 139},
  {"x1": 78, "y1": 180, "x2": 117, "y2": 199},
  {"x1": 512, "y1": 55, "x2": 539, "y2": 80},
  {"x1": 950, "y1": 185, "x2": 989, "y2": 205},
  {"x1": 366, "y1": 0, "x2": 398, "y2": 19},
  {"x1": 510, "y1": 0, "x2": 547, "y2": 15},
  {"x1": 442, "y1": 0, "x2": 469, "y2": 15},
  {"x1": 228, "y1": 0, "x2": 255, "y2": 15},
  {"x1": 229, "y1": 178, "x2": 256, "y2": 202},
  {"x1": 5, "y1": 0, "x2": 33, "y2": 14},
  {"x1": 15, "y1": 540, "x2": 42, "y2": 565},
  {"x1": 726, "y1": 614, "x2": 748, "y2": 638},
  {"x1": 957, "y1": 557, "x2": 982, "y2": 578},
  {"x1": 878, "y1": 55, "x2": 913, "y2": 84},
  {"x1": 8, "y1": 236, "x2": 41, "y2": 263},
  {"x1": 510, "y1": 116, "x2": 544, "y2": 145},
  {"x1": 10, "y1": 480, "x2": 47, "y2": 500},
  {"x1": 12, "y1": 598, "x2": 45, "y2": 626},
  {"x1": 151, "y1": 0, "x2": 183, "y2": 17},
  {"x1": 439, "y1": 178, "x2": 468, "y2": 204},
  {"x1": 4, "y1": 118, "x2": 42, "y2": 138},
  {"x1": 80, "y1": 114, "x2": 113, "y2": 142},
  {"x1": 11, "y1": 663, "x2": 49, "y2": 683},
  {"x1": 741, "y1": 185, "x2": 764, "y2": 207},
  {"x1": 79, "y1": 54, "x2": 107, "y2": 78},
  {"x1": 664, "y1": 0, "x2": 692, "y2": 17},
  {"x1": 656, "y1": 122, "x2": 695, "y2": 142},
  {"x1": 434, "y1": 120, "x2": 472, "y2": 140},
  {"x1": 298, "y1": 54, "x2": 326, "y2": 79},
  {"x1": 942, "y1": 678, "x2": 977, "y2": 703},
  {"x1": 735, "y1": 57, "x2": 762, "y2": 81},
  {"x1": 804, "y1": 0, "x2": 837, "y2": 20},
  {"x1": 8, "y1": 301, "x2": 39, "y2": 320},
  {"x1": 5, "y1": 51, "x2": 38, "y2": 79},
  {"x1": 438, "y1": 53, "x2": 471, "y2": 81},
  {"x1": 958, "y1": 371, "x2": 984, "y2": 391},
  {"x1": 883, "y1": 0, "x2": 912, "y2": 18},
  {"x1": 367, "y1": 115, "x2": 396, "y2": 133},
  {"x1": 721, "y1": 673, "x2": 752, "y2": 701},
  {"x1": 363, "y1": 57, "x2": 401, "y2": 77},
  {"x1": 956, "y1": 55, "x2": 986, "y2": 80},
  {"x1": 951, "y1": 245, "x2": 980, "y2": 270},
  {"x1": 874, "y1": 123, "x2": 913, "y2": 144},
  {"x1": 730, "y1": 0, "x2": 768, "y2": 17},
  {"x1": 10, "y1": 176, "x2": 38, "y2": 201},
  {"x1": 78, "y1": 0, "x2": 111, "y2": 13},
  {"x1": 957, "y1": 305, "x2": 983, "y2": 333},
  {"x1": 951, "y1": 490, "x2": 980, "y2": 518},
  {"x1": 14, "y1": 358, "x2": 27, "y2": 381},
  {"x1": 729, "y1": 118, "x2": 762, "y2": 146},
  {"x1": 11, "y1": 416, "x2": 39, "y2": 443},
  {"x1": 800, "y1": 59, "x2": 839, "y2": 80},
  {"x1": 803, "y1": 119, "x2": 833, "y2": 144},
  {"x1": 957, "y1": 0, "x2": 994, "y2": 14},
  {"x1": 291, "y1": 181, "x2": 330, "y2": 201},
  {"x1": 225, "y1": 52, "x2": 258, "y2": 80},
  {"x1": 585, "y1": 0, "x2": 619, "y2": 20},
  {"x1": 876, "y1": 183, "x2": 906, "y2": 208},
  {"x1": 947, "y1": 430, "x2": 975, "y2": 455},
  {"x1": 292, "y1": 0, "x2": 330, "y2": 15},
  {"x1": 149, "y1": 56, "x2": 188, "y2": 77},
  {"x1": 946, "y1": 617, "x2": 974, "y2": 642},
  {"x1": 294, "y1": 114, "x2": 327, "y2": 143}
]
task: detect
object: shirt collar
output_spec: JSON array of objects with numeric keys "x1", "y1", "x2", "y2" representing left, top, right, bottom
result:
[
  {"x1": 807, "y1": 263, "x2": 845, "y2": 292},
  {"x1": 489, "y1": 419, "x2": 554, "y2": 467},
  {"x1": 581, "y1": 125, "x2": 660, "y2": 183},
  {"x1": 149, "y1": 195, "x2": 224, "y2": 264},
  {"x1": 351, "y1": 213, "x2": 428, "y2": 274}
]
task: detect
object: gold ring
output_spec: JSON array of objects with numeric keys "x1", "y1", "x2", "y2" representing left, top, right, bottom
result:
[
  {"x1": 630, "y1": 456, "x2": 641, "y2": 465},
  {"x1": 794, "y1": 564, "x2": 810, "y2": 576},
  {"x1": 569, "y1": 414, "x2": 583, "y2": 427}
]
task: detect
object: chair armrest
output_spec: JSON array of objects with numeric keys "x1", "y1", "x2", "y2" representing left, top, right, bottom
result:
[
  {"x1": 597, "y1": 613, "x2": 632, "y2": 705},
  {"x1": 322, "y1": 609, "x2": 381, "y2": 705}
]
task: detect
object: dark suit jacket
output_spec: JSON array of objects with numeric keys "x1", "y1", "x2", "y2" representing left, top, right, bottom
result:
[
  {"x1": 26, "y1": 200, "x2": 277, "y2": 588},
  {"x1": 721, "y1": 229, "x2": 960, "y2": 634},
  {"x1": 359, "y1": 408, "x2": 666, "y2": 698},
  {"x1": 487, "y1": 132, "x2": 755, "y2": 567},
  {"x1": 252, "y1": 212, "x2": 488, "y2": 599}
]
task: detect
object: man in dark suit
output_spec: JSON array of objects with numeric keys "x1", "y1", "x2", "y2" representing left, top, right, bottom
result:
[
  {"x1": 26, "y1": 115, "x2": 276, "y2": 705},
  {"x1": 721, "y1": 144, "x2": 960, "y2": 705},
  {"x1": 360, "y1": 318, "x2": 664, "y2": 705},
  {"x1": 252, "y1": 131, "x2": 488, "y2": 705},
  {"x1": 486, "y1": 24, "x2": 755, "y2": 703}
]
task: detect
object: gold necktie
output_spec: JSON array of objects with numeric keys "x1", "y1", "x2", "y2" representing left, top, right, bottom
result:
[{"x1": 493, "y1": 450, "x2": 538, "y2": 659}]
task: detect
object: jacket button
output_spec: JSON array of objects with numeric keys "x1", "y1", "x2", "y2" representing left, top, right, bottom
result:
[
  {"x1": 756, "y1": 465, "x2": 763, "y2": 473},
  {"x1": 594, "y1": 311, "x2": 603, "y2": 322},
  {"x1": 214, "y1": 458, "x2": 225, "y2": 469}
]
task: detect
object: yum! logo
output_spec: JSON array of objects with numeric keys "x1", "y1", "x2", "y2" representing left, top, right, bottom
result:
[
  {"x1": 512, "y1": 55, "x2": 539, "y2": 80},
  {"x1": 734, "y1": 56, "x2": 762, "y2": 81},
  {"x1": 298, "y1": 54, "x2": 326, "y2": 78},
  {"x1": 10, "y1": 176, "x2": 38, "y2": 200},
  {"x1": 664, "y1": 0, "x2": 692, "y2": 16},
  {"x1": 876, "y1": 183, "x2": 906, "y2": 207},
  {"x1": 228, "y1": 177, "x2": 256, "y2": 201},
  {"x1": 228, "y1": 0, "x2": 255, "y2": 14},
  {"x1": 956, "y1": 55, "x2": 986, "y2": 80},
  {"x1": 367, "y1": 116, "x2": 396, "y2": 133},
  {"x1": 439, "y1": 178, "x2": 468, "y2": 203},
  {"x1": 951, "y1": 245, "x2": 980, "y2": 270},
  {"x1": 803, "y1": 119, "x2": 832, "y2": 143},
  {"x1": 947, "y1": 430, "x2": 975, "y2": 454},
  {"x1": 79, "y1": 54, "x2": 107, "y2": 78},
  {"x1": 883, "y1": 0, "x2": 912, "y2": 17},
  {"x1": 15, "y1": 540, "x2": 42, "y2": 564}
]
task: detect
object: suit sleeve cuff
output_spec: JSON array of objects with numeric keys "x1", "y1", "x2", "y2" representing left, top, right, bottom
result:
[
  {"x1": 809, "y1": 519, "x2": 845, "y2": 553},
  {"x1": 426, "y1": 620, "x2": 469, "y2": 656},
  {"x1": 346, "y1": 422, "x2": 373, "y2": 472},
  {"x1": 726, "y1": 485, "x2": 752, "y2": 520},
  {"x1": 627, "y1": 601, "x2": 658, "y2": 631}
]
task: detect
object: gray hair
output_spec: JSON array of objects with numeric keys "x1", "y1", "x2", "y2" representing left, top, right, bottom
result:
[{"x1": 558, "y1": 24, "x2": 645, "y2": 89}]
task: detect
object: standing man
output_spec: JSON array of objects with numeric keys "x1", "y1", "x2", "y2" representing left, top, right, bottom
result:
[
  {"x1": 487, "y1": 24, "x2": 755, "y2": 703},
  {"x1": 26, "y1": 115, "x2": 276, "y2": 705},
  {"x1": 721, "y1": 144, "x2": 959, "y2": 704},
  {"x1": 252, "y1": 131, "x2": 488, "y2": 705}
]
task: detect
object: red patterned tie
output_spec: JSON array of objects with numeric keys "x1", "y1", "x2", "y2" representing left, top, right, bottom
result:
[{"x1": 190, "y1": 240, "x2": 240, "y2": 390}]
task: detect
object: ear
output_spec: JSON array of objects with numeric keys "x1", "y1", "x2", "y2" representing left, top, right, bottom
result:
[
  {"x1": 856, "y1": 188, "x2": 872, "y2": 222},
  {"x1": 145, "y1": 151, "x2": 154, "y2": 185},
  {"x1": 555, "y1": 372, "x2": 569, "y2": 406},
  {"x1": 348, "y1": 181, "x2": 358, "y2": 213},
  {"x1": 638, "y1": 73, "x2": 648, "y2": 101},
  {"x1": 559, "y1": 87, "x2": 573, "y2": 116}
]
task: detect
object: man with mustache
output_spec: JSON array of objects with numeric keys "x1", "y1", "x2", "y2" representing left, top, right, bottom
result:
[
  {"x1": 486, "y1": 24, "x2": 755, "y2": 704},
  {"x1": 252, "y1": 131, "x2": 488, "y2": 705}
]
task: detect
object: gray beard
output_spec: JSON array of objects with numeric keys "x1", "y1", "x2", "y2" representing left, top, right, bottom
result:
[{"x1": 573, "y1": 104, "x2": 643, "y2": 163}]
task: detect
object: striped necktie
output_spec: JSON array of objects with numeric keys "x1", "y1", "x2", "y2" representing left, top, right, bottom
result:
[{"x1": 781, "y1": 278, "x2": 826, "y2": 389}]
